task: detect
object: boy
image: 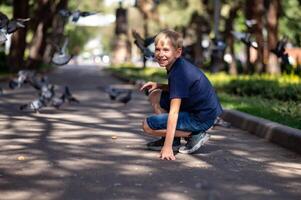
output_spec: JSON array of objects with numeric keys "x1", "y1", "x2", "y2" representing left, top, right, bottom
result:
[{"x1": 140, "y1": 29, "x2": 223, "y2": 160}]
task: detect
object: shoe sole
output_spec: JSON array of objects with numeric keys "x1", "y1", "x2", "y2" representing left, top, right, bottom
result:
[
  {"x1": 179, "y1": 134, "x2": 210, "y2": 154},
  {"x1": 147, "y1": 145, "x2": 181, "y2": 152}
]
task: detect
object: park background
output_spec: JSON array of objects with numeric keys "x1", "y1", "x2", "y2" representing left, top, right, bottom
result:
[{"x1": 0, "y1": 0, "x2": 300, "y2": 129}]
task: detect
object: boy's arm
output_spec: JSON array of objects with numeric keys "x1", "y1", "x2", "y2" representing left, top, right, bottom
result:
[
  {"x1": 157, "y1": 83, "x2": 169, "y2": 91},
  {"x1": 160, "y1": 98, "x2": 181, "y2": 160}
]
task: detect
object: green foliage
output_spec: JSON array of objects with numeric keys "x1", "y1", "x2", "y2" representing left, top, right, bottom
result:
[
  {"x1": 279, "y1": 0, "x2": 301, "y2": 45},
  {"x1": 214, "y1": 74, "x2": 301, "y2": 101}
]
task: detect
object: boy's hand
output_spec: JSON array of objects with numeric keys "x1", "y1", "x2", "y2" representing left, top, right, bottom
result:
[
  {"x1": 140, "y1": 81, "x2": 158, "y2": 93},
  {"x1": 160, "y1": 146, "x2": 176, "y2": 160}
]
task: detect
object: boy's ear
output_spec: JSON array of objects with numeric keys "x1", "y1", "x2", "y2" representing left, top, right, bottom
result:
[{"x1": 176, "y1": 48, "x2": 182, "y2": 58}]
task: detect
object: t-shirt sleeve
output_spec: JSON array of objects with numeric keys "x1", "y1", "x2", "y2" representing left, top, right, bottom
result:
[{"x1": 169, "y1": 72, "x2": 189, "y2": 99}]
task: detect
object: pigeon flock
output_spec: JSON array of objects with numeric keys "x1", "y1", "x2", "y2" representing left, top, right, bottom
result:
[
  {"x1": 8, "y1": 70, "x2": 79, "y2": 113},
  {"x1": 0, "y1": 9, "x2": 98, "y2": 113}
]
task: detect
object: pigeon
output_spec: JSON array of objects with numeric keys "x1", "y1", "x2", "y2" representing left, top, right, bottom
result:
[
  {"x1": 20, "y1": 97, "x2": 46, "y2": 113},
  {"x1": 58, "y1": 9, "x2": 97, "y2": 22},
  {"x1": 231, "y1": 31, "x2": 258, "y2": 49},
  {"x1": 270, "y1": 37, "x2": 290, "y2": 65},
  {"x1": 132, "y1": 30, "x2": 156, "y2": 60},
  {"x1": 116, "y1": 90, "x2": 132, "y2": 104},
  {"x1": 245, "y1": 19, "x2": 257, "y2": 28},
  {"x1": 105, "y1": 86, "x2": 129, "y2": 100},
  {"x1": 9, "y1": 70, "x2": 36, "y2": 89},
  {"x1": 6, "y1": 18, "x2": 30, "y2": 34},
  {"x1": 63, "y1": 86, "x2": 79, "y2": 103},
  {"x1": 51, "y1": 38, "x2": 72, "y2": 66},
  {"x1": 51, "y1": 94, "x2": 65, "y2": 109},
  {"x1": 0, "y1": 13, "x2": 29, "y2": 44},
  {"x1": 271, "y1": 37, "x2": 288, "y2": 58},
  {"x1": 0, "y1": 12, "x2": 9, "y2": 29},
  {"x1": 213, "y1": 117, "x2": 231, "y2": 128}
]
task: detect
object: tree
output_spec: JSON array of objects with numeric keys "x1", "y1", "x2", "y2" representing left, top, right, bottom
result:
[
  {"x1": 223, "y1": 2, "x2": 242, "y2": 75},
  {"x1": 266, "y1": 0, "x2": 281, "y2": 74},
  {"x1": 7, "y1": 0, "x2": 29, "y2": 72},
  {"x1": 27, "y1": 0, "x2": 57, "y2": 68}
]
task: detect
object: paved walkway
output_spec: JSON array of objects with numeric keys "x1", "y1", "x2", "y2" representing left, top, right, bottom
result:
[{"x1": 0, "y1": 64, "x2": 301, "y2": 200}]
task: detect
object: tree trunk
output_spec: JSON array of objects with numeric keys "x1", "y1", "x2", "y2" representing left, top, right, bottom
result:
[
  {"x1": 266, "y1": 0, "x2": 280, "y2": 74},
  {"x1": 253, "y1": 0, "x2": 265, "y2": 73},
  {"x1": 27, "y1": 0, "x2": 56, "y2": 69},
  {"x1": 245, "y1": 0, "x2": 255, "y2": 73},
  {"x1": 224, "y1": 3, "x2": 241, "y2": 75},
  {"x1": 8, "y1": 0, "x2": 29, "y2": 72}
]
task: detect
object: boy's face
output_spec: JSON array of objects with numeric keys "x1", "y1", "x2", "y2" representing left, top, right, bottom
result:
[{"x1": 155, "y1": 38, "x2": 182, "y2": 70}]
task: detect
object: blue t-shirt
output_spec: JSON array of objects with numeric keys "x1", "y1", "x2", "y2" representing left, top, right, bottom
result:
[{"x1": 166, "y1": 57, "x2": 223, "y2": 122}]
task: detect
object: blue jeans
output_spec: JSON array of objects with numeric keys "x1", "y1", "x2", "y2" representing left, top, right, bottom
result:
[{"x1": 146, "y1": 112, "x2": 215, "y2": 135}]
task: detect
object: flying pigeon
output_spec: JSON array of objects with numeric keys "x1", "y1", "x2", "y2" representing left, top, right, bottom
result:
[
  {"x1": 0, "y1": 13, "x2": 30, "y2": 44},
  {"x1": 132, "y1": 30, "x2": 156, "y2": 60},
  {"x1": 245, "y1": 19, "x2": 257, "y2": 28},
  {"x1": 0, "y1": 12, "x2": 9, "y2": 29},
  {"x1": 6, "y1": 18, "x2": 30, "y2": 34},
  {"x1": 231, "y1": 31, "x2": 258, "y2": 49},
  {"x1": 58, "y1": 9, "x2": 97, "y2": 22},
  {"x1": 270, "y1": 37, "x2": 290, "y2": 65},
  {"x1": 51, "y1": 38, "x2": 72, "y2": 66}
]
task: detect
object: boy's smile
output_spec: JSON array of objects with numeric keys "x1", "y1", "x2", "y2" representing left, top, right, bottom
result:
[{"x1": 155, "y1": 38, "x2": 182, "y2": 70}]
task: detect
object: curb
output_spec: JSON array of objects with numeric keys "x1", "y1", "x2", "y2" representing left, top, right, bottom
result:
[{"x1": 221, "y1": 109, "x2": 301, "y2": 154}]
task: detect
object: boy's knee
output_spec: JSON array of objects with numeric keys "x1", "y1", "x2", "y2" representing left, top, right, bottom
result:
[{"x1": 142, "y1": 119, "x2": 153, "y2": 134}]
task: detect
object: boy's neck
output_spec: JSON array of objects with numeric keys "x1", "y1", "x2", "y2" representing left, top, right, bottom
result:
[{"x1": 166, "y1": 57, "x2": 180, "y2": 71}]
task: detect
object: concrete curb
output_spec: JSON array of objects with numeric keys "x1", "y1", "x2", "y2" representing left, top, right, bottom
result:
[{"x1": 221, "y1": 109, "x2": 301, "y2": 154}]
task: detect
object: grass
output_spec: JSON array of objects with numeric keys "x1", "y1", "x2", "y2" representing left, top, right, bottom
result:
[
  {"x1": 107, "y1": 65, "x2": 301, "y2": 130},
  {"x1": 218, "y1": 93, "x2": 301, "y2": 130}
]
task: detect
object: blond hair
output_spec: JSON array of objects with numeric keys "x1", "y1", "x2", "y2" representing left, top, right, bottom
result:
[{"x1": 154, "y1": 29, "x2": 183, "y2": 49}]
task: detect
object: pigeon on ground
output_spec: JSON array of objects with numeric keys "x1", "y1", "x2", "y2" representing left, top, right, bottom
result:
[
  {"x1": 213, "y1": 117, "x2": 231, "y2": 128},
  {"x1": 63, "y1": 86, "x2": 79, "y2": 104},
  {"x1": 132, "y1": 30, "x2": 156, "y2": 60},
  {"x1": 59, "y1": 9, "x2": 97, "y2": 22},
  {"x1": 51, "y1": 38, "x2": 72, "y2": 66},
  {"x1": 105, "y1": 86, "x2": 129, "y2": 100},
  {"x1": 116, "y1": 90, "x2": 132, "y2": 104},
  {"x1": 231, "y1": 31, "x2": 258, "y2": 49},
  {"x1": 9, "y1": 70, "x2": 36, "y2": 89},
  {"x1": 20, "y1": 97, "x2": 46, "y2": 113}
]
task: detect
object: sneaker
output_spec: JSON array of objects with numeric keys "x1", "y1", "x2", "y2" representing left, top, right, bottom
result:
[
  {"x1": 147, "y1": 137, "x2": 181, "y2": 151},
  {"x1": 179, "y1": 132, "x2": 210, "y2": 154}
]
